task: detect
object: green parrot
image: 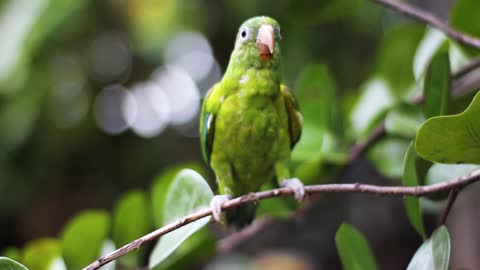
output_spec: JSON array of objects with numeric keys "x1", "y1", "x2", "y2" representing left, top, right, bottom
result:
[{"x1": 200, "y1": 16, "x2": 304, "y2": 227}]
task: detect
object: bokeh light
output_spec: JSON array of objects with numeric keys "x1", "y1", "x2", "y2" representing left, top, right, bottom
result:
[
  {"x1": 153, "y1": 66, "x2": 200, "y2": 126},
  {"x1": 48, "y1": 54, "x2": 89, "y2": 128},
  {"x1": 164, "y1": 31, "x2": 215, "y2": 82},
  {"x1": 88, "y1": 32, "x2": 132, "y2": 83},
  {"x1": 94, "y1": 85, "x2": 135, "y2": 135},
  {"x1": 127, "y1": 82, "x2": 170, "y2": 138}
]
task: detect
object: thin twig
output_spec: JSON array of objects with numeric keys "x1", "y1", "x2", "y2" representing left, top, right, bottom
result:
[
  {"x1": 373, "y1": 0, "x2": 480, "y2": 50},
  {"x1": 452, "y1": 57, "x2": 480, "y2": 80},
  {"x1": 348, "y1": 57, "x2": 480, "y2": 162},
  {"x1": 217, "y1": 217, "x2": 275, "y2": 253},
  {"x1": 83, "y1": 169, "x2": 480, "y2": 270},
  {"x1": 438, "y1": 188, "x2": 461, "y2": 225},
  {"x1": 347, "y1": 123, "x2": 386, "y2": 164}
]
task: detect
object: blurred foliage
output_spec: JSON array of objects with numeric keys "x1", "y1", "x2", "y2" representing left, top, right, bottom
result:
[
  {"x1": 402, "y1": 142, "x2": 426, "y2": 239},
  {"x1": 406, "y1": 226, "x2": 450, "y2": 270},
  {"x1": 0, "y1": 0, "x2": 479, "y2": 269},
  {"x1": 335, "y1": 223, "x2": 379, "y2": 270}
]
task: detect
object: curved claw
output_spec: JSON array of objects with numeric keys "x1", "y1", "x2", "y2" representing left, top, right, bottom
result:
[
  {"x1": 281, "y1": 178, "x2": 306, "y2": 202},
  {"x1": 209, "y1": 195, "x2": 232, "y2": 223}
]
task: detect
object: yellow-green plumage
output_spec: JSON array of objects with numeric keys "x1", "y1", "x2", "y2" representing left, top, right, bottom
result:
[{"x1": 200, "y1": 16, "x2": 302, "y2": 227}]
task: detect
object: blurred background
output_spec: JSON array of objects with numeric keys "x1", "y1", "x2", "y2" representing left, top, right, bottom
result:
[{"x1": 3, "y1": 0, "x2": 479, "y2": 269}]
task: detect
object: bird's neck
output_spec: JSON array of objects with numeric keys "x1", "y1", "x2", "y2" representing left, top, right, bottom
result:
[{"x1": 223, "y1": 55, "x2": 281, "y2": 96}]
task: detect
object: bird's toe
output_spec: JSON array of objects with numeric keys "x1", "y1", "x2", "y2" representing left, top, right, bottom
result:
[
  {"x1": 281, "y1": 178, "x2": 306, "y2": 202},
  {"x1": 209, "y1": 195, "x2": 232, "y2": 223}
]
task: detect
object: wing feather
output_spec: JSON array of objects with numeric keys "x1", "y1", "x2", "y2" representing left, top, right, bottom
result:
[{"x1": 280, "y1": 84, "x2": 303, "y2": 148}]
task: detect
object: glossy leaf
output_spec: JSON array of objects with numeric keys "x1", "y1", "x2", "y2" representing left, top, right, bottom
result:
[
  {"x1": 99, "y1": 240, "x2": 116, "y2": 270},
  {"x1": 368, "y1": 137, "x2": 410, "y2": 179},
  {"x1": 450, "y1": 0, "x2": 480, "y2": 56},
  {"x1": 402, "y1": 142, "x2": 426, "y2": 239},
  {"x1": 112, "y1": 190, "x2": 150, "y2": 267},
  {"x1": 385, "y1": 104, "x2": 425, "y2": 138},
  {"x1": 350, "y1": 78, "x2": 395, "y2": 137},
  {"x1": 413, "y1": 28, "x2": 448, "y2": 80},
  {"x1": 423, "y1": 51, "x2": 450, "y2": 118},
  {"x1": 154, "y1": 228, "x2": 215, "y2": 270},
  {"x1": 416, "y1": 91, "x2": 480, "y2": 164},
  {"x1": 335, "y1": 223, "x2": 379, "y2": 270},
  {"x1": 149, "y1": 169, "x2": 213, "y2": 268},
  {"x1": 407, "y1": 226, "x2": 450, "y2": 270},
  {"x1": 0, "y1": 257, "x2": 29, "y2": 270},
  {"x1": 426, "y1": 164, "x2": 480, "y2": 185},
  {"x1": 61, "y1": 210, "x2": 110, "y2": 270},
  {"x1": 151, "y1": 162, "x2": 206, "y2": 228}
]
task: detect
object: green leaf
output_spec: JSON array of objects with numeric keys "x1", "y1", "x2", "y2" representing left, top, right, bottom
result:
[
  {"x1": 0, "y1": 257, "x2": 29, "y2": 270},
  {"x1": 350, "y1": 78, "x2": 395, "y2": 138},
  {"x1": 368, "y1": 137, "x2": 410, "y2": 179},
  {"x1": 2, "y1": 247, "x2": 21, "y2": 262},
  {"x1": 416, "y1": 91, "x2": 480, "y2": 164},
  {"x1": 385, "y1": 104, "x2": 425, "y2": 138},
  {"x1": 61, "y1": 210, "x2": 110, "y2": 270},
  {"x1": 292, "y1": 64, "x2": 345, "y2": 163},
  {"x1": 291, "y1": 122, "x2": 323, "y2": 162},
  {"x1": 423, "y1": 51, "x2": 451, "y2": 118},
  {"x1": 335, "y1": 223, "x2": 379, "y2": 270},
  {"x1": 425, "y1": 163, "x2": 479, "y2": 200},
  {"x1": 154, "y1": 228, "x2": 215, "y2": 270},
  {"x1": 0, "y1": 0, "x2": 88, "y2": 94},
  {"x1": 413, "y1": 28, "x2": 448, "y2": 80},
  {"x1": 375, "y1": 24, "x2": 424, "y2": 96},
  {"x1": 407, "y1": 226, "x2": 451, "y2": 270},
  {"x1": 112, "y1": 190, "x2": 150, "y2": 267},
  {"x1": 148, "y1": 169, "x2": 213, "y2": 268},
  {"x1": 295, "y1": 64, "x2": 338, "y2": 130},
  {"x1": 151, "y1": 162, "x2": 206, "y2": 228},
  {"x1": 98, "y1": 240, "x2": 116, "y2": 270},
  {"x1": 22, "y1": 238, "x2": 64, "y2": 270},
  {"x1": 426, "y1": 164, "x2": 480, "y2": 185},
  {"x1": 450, "y1": 0, "x2": 480, "y2": 56},
  {"x1": 402, "y1": 142, "x2": 426, "y2": 239}
]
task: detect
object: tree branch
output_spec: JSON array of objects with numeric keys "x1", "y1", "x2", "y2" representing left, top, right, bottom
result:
[
  {"x1": 83, "y1": 169, "x2": 480, "y2": 270},
  {"x1": 373, "y1": 0, "x2": 480, "y2": 50}
]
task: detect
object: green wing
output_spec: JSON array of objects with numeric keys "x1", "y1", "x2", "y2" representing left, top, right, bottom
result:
[
  {"x1": 199, "y1": 85, "x2": 218, "y2": 166},
  {"x1": 281, "y1": 84, "x2": 303, "y2": 148}
]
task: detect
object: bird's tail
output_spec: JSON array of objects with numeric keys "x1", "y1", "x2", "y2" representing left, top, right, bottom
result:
[{"x1": 225, "y1": 203, "x2": 257, "y2": 228}]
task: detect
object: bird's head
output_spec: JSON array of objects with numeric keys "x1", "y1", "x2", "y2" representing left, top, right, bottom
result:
[{"x1": 232, "y1": 16, "x2": 281, "y2": 69}]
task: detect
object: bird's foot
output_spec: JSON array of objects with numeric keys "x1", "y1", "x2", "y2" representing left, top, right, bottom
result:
[
  {"x1": 281, "y1": 178, "x2": 306, "y2": 202},
  {"x1": 210, "y1": 194, "x2": 233, "y2": 223}
]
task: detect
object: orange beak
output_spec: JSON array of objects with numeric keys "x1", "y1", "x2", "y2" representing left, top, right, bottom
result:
[{"x1": 256, "y1": 25, "x2": 275, "y2": 56}]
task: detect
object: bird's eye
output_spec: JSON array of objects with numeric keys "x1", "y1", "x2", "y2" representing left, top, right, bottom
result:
[{"x1": 239, "y1": 27, "x2": 250, "y2": 41}]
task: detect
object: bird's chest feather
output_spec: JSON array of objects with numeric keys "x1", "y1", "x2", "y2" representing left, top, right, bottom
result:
[{"x1": 217, "y1": 92, "x2": 280, "y2": 151}]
